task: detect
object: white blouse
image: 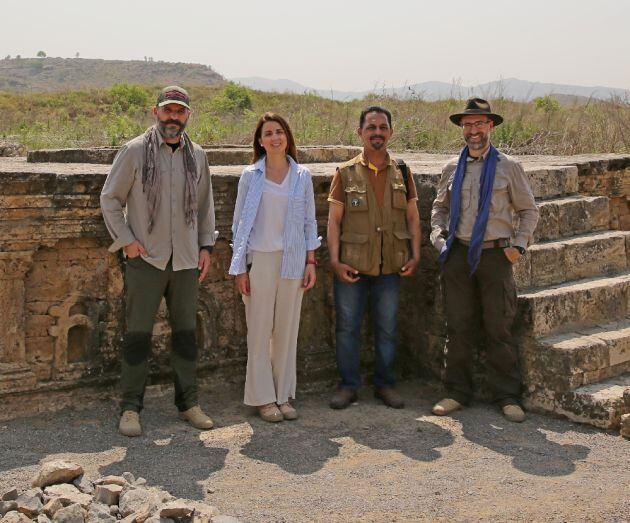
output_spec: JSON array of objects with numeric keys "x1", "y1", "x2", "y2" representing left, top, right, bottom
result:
[{"x1": 248, "y1": 174, "x2": 290, "y2": 252}]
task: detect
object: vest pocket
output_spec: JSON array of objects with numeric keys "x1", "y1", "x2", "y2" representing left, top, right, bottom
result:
[
  {"x1": 345, "y1": 187, "x2": 368, "y2": 211},
  {"x1": 391, "y1": 181, "x2": 407, "y2": 209},
  {"x1": 340, "y1": 232, "x2": 369, "y2": 270},
  {"x1": 392, "y1": 230, "x2": 411, "y2": 269}
]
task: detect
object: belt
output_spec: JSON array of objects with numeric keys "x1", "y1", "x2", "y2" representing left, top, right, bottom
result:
[{"x1": 457, "y1": 238, "x2": 510, "y2": 249}]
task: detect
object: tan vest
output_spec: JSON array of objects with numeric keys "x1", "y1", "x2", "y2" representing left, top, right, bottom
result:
[{"x1": 338, "y1": 155, "x2": 411, "y2": 276}]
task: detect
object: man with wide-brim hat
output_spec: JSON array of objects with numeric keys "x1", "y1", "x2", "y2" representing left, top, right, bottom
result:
[
  {"x1": 430, "y1": 97, "x2": 539, "y2": 422},
  {"x1": 101, "y1": 85, "x2": 217, "y2": 436}
]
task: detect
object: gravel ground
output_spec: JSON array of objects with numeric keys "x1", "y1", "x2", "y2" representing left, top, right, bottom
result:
[{"x1": 1, "y1": 381, "x2": 628, "y2": 522}]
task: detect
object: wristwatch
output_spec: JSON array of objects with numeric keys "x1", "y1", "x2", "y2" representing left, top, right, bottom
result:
[
  {"x1": 514, "y1": 246, "x2": 526, "y2": 255},
  {"x1": 200, "y1": 245, "x2": 214, "y2": 254}
]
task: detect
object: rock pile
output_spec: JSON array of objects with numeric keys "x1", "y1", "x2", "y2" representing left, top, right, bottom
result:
[
  {"x1": 0, "y1": 460, "x2": 238, "y2": 523},
  {"x1": 0, "y1": 139, "x2": 25, "y2": 157}
]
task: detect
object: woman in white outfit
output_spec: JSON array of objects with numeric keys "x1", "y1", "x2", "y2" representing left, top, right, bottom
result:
[{"x1": 229, "y1": 113, "x2": 320, "y2": 422}]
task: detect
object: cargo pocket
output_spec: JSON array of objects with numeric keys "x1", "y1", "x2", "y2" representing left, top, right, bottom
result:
[
  {"x1": 393, "y1": 230, "x2": 411, "y2": 269},
  {"x1": 340, "y1": 232, "x2": 369, "y2": 271},
  {"x1": 391, "y1": 181, "x2": 408, "y2": 209},
  {"x1": 345, "y1": 186, "x2": 368, "y2": 212}
]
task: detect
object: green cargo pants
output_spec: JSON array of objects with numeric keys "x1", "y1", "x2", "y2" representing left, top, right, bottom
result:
[{"x1": 120, "y1": 256, "x2": 199, "y2": 413}]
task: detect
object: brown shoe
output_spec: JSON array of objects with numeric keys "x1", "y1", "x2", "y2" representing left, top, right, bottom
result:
[
  {"x1": 375, "y1": 387, "x2": 405, "y2": 409},
  {"x1": 277, "y1": 402, "x2": 298, "y2": 420},
  {"x1": 329, "y1": 389, "x2": 358, "y2": 410},
  {"x1": 258, "y1": 403, "x2": 283, "y2": 423},
  {"x1": 119, "y1": 410, "x2": 142, "y2": 437},
  {"x1": 178, "y1": 405, "x2": 214, "y2": 430}
]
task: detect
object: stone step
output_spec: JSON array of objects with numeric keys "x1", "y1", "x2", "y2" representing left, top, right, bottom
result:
[
  {"x1": 514, "y1": 230, "x2": 630, "y2": 289},
  {"x1": 526, "y1": 374, "x2": 630, "y2": 429},
  {"x1": 517, "y1": 273, "x2": 630, "y2": 337},
  {"x1": 534, "y1": 196, "x2": 610, "y2": 242},
  {"x1": 522, "y1": 319, "x2": 630, "y2": 393}
]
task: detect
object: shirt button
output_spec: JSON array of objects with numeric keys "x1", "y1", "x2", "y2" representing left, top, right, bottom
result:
[{"x1": 376, "y1": 226, "x2": 382, "y2": 232}]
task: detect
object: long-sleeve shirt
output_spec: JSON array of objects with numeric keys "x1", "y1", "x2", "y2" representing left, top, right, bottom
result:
[
  {"x1": 100, "y1": 133, "x2": 215, "y2": 271},
  {"x1": 431, "y1": 150, "x2": 539, "y2": 252},
  {"x1": 229, "y1": 156, "x2": 321, "y2": 279}
]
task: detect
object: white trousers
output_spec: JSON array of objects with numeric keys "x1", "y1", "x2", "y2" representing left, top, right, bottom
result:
[{"x1": 243, "y1": 251, "x2": 304, "y2": 406}]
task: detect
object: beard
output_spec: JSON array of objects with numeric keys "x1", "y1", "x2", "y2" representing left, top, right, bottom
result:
[
  {"x1": 369, "y1": 135, "x2": 386, "y2": 150},
  {"x1": 465, "y1": 133, "x2": 489, "y2": 151},
  {"x1": 157, "y1": 118, "x2": 187, "y2": 139}
]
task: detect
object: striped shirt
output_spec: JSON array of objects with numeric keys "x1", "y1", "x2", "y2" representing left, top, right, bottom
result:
[{"x1": 229, "y1": 156, "x2": 321, "y2": 279}]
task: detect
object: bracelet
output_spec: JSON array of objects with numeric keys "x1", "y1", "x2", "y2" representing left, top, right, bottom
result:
[{"x1": 306, "y1": 259, "x2": 318, "y2": 266}]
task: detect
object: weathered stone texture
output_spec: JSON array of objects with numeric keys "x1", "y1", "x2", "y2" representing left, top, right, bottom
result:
[{"x1": 1, "y1": 153, "x2": 629, "y2": 429}]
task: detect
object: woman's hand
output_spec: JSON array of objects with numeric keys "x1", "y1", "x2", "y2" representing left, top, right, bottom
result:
[
  {"x1": 235, "y1": 273, "x2": 251, "y2": 296},
  {"x1": 303, "y1": 264, "x2": 316, "y2": 290}
]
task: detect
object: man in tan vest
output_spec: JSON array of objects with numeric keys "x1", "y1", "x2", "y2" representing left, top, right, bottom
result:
[{"x1": 327, "y1": 106, "x2": 421, "y2": 409}]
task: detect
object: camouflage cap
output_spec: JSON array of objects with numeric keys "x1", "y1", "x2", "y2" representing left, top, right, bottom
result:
[{"x1": 156, "y1": 86, "x2": 191, "y2": 109}]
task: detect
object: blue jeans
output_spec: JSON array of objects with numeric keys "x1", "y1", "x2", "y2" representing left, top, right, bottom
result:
[{"x1": 333, "y1": 273, "x2": 401, "y2": 390}]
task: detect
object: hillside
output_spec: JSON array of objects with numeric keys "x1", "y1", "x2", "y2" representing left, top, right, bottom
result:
[{"x1": 0, "y1": 57, "x2": 224, "y2": 92}]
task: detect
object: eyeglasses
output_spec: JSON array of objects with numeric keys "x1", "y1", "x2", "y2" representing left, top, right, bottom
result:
[{"x1": 461, "y1": 120, "x2": 491, "y2": 130}]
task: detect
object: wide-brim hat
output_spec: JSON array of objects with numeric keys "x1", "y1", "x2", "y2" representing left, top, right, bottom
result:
[
  {"x1": 156, "y1": 85, "x2": 191, "y2": 109},
  {"x1": 449, "y1": 97, "x2": 503, "y2": 126}
]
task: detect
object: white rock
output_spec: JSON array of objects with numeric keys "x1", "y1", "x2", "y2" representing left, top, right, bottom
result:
[
  {"x1": 118, "y1": 490, "x2": 159, "y2": 518},
  {"x1": 157, "y1": 500, "x2": 194, "y2": 519},
  {"x1": 93, "y1": 476, "x2": 127, "y2": 487},
  {"x1": 32, "y1": 461, "x2": 84, "y2": 489},
  {"x1": 44, "y1": 485, "x2": 92, "y2": 509},
  {"x1": 93, "y1": 485, "x2": 123, "y2": 506},
  {"x1": 2, "y1": 510, "x2": 33, "y2": 523}
]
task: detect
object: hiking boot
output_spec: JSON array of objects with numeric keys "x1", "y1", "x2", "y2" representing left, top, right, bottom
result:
[
  {"x1": 258, "y1": 403, "x2": 283, "y2": 423},
  {"x1": 119, "y1": 410, "x2": 142, "y2": 437},
  {"x1": 277, "y1": 402, "x2": 298, "y2": 420},
  {"x1": 329, "y1": 389, "x2": 358, "y2": 410},
  {"x1": 375, "y1": 387, "x2": 405, "y2": 409},
  {"x1": 178, "y1": 405, "x2": 214, "y2": 430},
  {"x1": 502, "y1": 404, "x2": 526, "y2": 423},
  {"x1": 432, "y1": 398, "x2": 463, "y2": 416}
]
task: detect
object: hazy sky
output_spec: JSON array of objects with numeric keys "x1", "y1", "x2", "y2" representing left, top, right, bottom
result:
[{"x1": 2, "y1": 0, "x2": 629, "y2": 91}]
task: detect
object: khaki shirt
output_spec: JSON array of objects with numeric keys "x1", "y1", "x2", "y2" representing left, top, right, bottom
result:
[
  {"x1": 431, "y1": 150, "x2": 539, "y2": 251},
  {"x1": 100, "y1": 133, "x2": 215, "y2": 271}
]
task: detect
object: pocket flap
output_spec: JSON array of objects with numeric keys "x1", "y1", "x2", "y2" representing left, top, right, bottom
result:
[
  {"x1": 393, "y1": 230, "x2": 411, "y2": 240},
  {"x1": 344, "y1": 185, "x2": 367, "y2": 193},
  {"x1": 341, "y1": 232, "x2": 369, "y2": 244}
]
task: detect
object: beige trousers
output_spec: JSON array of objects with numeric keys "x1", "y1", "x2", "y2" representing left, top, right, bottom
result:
[{"x1": 243, "y1": 251, "x2": 305, "y2": 406}]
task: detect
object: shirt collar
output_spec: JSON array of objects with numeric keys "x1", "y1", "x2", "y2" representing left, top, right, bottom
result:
[
  {"x1": 156, "y1": 129, "x2": 182, "y2": 149},
  {"x1": 360, "y1": 150, "x2": 391, "y2": 172},
  {"x1": 467, "y1": 145, "x2": 492, "y2": 162}
]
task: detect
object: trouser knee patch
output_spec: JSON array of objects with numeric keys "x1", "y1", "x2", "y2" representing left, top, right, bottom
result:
[
  {"x1": 172, "y1": 330, "x2": 198, "y2": 361},
  {"x1": 122, "y1": 332, "x2": 152, "y2": 365}
]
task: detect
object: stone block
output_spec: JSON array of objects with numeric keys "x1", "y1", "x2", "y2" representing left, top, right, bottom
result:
[
  {"x1": 43, "y1": 485, "x2": 91, "y2": 509},
  {"x1": 52, "y1": 503, "x2": 86, "y2": 523},
  {"x1": 94, "y1": 485, "x2": 123, "y2": 507},
  {"x1": 16, "y1": 488, "x2": 43, "y2": 517}
]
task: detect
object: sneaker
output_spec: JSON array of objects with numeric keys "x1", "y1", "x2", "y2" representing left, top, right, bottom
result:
[
  {"x1": 329, "y1": 389, "x2": 358, "y2": 410},
  {"x1": 374, "y1": 387, "x2": 405, "y2": 409},
  {"x1": 258, "y1": 403, "x2": 283, "y2": 423},
  {"x1": 277, "y1": 402, "x2": 298, "y2": 420},
  {"x1": 119, "y1": 410, "x2": 142, "y2": 437},
  {"x1": 502, "y1": 404, "x2": 526, "y2": 423},
  {"x1": 178, "y1": 405, "x2": 214, "y2": 430},
  {"x1": 432, "y1": 398, "x2": 463, "y2": 416}
]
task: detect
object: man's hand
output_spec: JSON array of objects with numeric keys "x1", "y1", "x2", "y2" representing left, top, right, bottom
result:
[
  {"x1": 331, "y1": 261, "x2": 360, "y2": 283},
  {"x1": 503, "y1": 247, "x2": 522, "y2": 264},
  {"x1": 235, "y1": 273, "x2": 251, "y2": 296},
  {"x1": 124, "y1": 240, "x2": 147, "y2": 259},
  {"x1": 400, "y1": 257, "x2": 420, "y2": 277},
  {"x1": 303, "y1": 264, "x2": 317, "y2": 290},
  {"x1": 198, "y1": 249, "x2": 211, "y2": 282}
]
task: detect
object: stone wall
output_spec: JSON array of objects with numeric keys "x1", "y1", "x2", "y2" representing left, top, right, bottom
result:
[{"x1": 1, "y1": 153, "x2": 628, "y2": 419}]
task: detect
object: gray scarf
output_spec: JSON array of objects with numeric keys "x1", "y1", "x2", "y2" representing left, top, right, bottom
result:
[{"x1": 142, "y1": 125, "x2": 198, "y2": 233}]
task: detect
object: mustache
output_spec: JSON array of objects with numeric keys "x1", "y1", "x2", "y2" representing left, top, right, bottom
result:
[
  {"x1": 159, "y1": 119, "x2": 184, "y2": 127},
  {"x1": 370, "y1": 135, "x2": 385, "y2": 140}
]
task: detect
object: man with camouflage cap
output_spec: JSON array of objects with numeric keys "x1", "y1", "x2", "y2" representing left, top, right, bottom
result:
[{"x1": 101, "y1": 86, "x2": 216, "y2": 436}]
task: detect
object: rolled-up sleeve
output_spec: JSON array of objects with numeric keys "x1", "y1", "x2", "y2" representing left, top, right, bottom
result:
[
  {"x1": 508, "y1": 161, "x2": 539, "y2": 248},
  {"x1": 303, "y1": 170, "x2": 321, "y2": 251},
  {"x1": 100, "y1": 145, "x2": 137, "y2": 252},
  {"x1": 196, "y1": 153, "x2": 216, "y2": 247},
  {"x1": 430, "y1": 164, "x2": 454, "y2": 252}
]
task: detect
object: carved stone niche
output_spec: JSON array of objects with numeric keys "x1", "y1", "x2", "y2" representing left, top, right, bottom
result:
[{"x1": 48, "y1": 292, "x2": 104, "y2": 380}]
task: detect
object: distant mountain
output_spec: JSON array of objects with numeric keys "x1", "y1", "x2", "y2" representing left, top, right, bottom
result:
[
  {"x1": 0, "y1": 57, "x2": 224, "y2": 92},
  {"x1": 233, "y1": 76, "x2": 630, "y2": 102}
]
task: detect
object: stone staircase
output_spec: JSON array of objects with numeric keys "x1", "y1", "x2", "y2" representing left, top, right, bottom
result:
[{"x1": 514, "y1": 165, "x2": 630, "y2": 430}]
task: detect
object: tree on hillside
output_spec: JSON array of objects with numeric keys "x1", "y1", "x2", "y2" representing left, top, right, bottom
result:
[
  {"x1": 36, "y1": 50, "x2": 46, "y2": 58},
  {"x1": 75, "y1": 52, "x2": 80, "y2": 58}
]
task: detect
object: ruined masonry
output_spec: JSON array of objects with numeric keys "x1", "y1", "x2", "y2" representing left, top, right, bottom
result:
[{"x1": 0, "y1": 146, "x2": 628, "y2": 432}]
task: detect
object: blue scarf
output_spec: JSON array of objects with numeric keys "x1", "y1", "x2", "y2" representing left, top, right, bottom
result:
[{"x1": 438, "y1": 144, "x2": 499, "y2": 274}]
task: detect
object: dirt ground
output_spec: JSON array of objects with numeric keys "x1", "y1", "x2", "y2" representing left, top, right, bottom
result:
[{"x1": 1, "y1": 381, "x2": 628, "y2": 522}]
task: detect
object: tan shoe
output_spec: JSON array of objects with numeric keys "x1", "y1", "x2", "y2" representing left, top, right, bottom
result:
[
  {"x1": 432, "y1": 398, "x2": 463, "y2": 416},
  {"x1": 178, "y1": 405, "x2": 214, "y2": 430},
  {"x1": 502, "y1": 404, "x2": 526, "y2": 423},
  {"x1": 258, "y1": 403, "x2": 283, "y2": 423},
  {"x1": 277, "y1": 402, "x2": 298, "y2": 420},
  {"x1": 119, "y1": 410, "x2": 142, "y2": 437}
]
